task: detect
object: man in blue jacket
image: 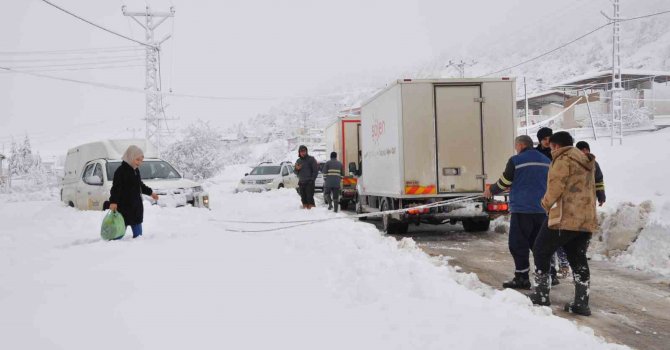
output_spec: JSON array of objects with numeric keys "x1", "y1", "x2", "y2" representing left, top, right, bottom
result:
[{"x1": 484, "y1": 135, "x2": 550, "y2": 290}]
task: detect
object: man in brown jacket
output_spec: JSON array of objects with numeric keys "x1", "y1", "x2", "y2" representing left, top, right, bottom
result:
[{"x1": 528, "y1": 131, "x2": 598, "y2": 316}]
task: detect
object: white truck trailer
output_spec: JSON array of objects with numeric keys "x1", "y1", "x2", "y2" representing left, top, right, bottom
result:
[
  {"x1": 324, "y1": 113, "x2": 361, "y2": 209},
  {"x1": 354, "y1": 78, "x2": 516, "y2": 234}
]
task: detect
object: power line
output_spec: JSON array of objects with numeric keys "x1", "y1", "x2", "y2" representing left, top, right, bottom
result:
[
  {"x1": 9, "y1": 64, "x2": 145, "y2": 73},
  {"x1": 619, "y1": 9, "x2": 670, "y2": 22},
  {"x1": 479, "y1": 22, "x2": 612, "y2": 77},
  {"x1": 5, "y1": 58, "x2": 145, "y2": 70},
  {"x1": 0, "y1": 65, "x2": 280, "y2": 101},
  {"x1": 0, "y1": 46, "x2": 143, "y2": 55},
  {"x1": 40, "y1": 0, "x2": 153, "y2": 48},
  {"x1": 0, "y1": 54, "x2": 144, "y2": 63}
]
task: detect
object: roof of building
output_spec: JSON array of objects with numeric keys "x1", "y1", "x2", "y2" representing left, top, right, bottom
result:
[
  {"x1": 516, "y1": 90, "x2": 572, "y2": 103},
  {"x1": 553, "y1": 69, "x2": 670, "y2": 89}
]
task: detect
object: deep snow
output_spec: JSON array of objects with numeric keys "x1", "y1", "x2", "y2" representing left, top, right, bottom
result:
[{"x1": 0, "y1": 166, "x2": 627, "y2": 349}]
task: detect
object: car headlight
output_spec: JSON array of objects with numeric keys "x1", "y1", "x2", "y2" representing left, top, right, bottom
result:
[{"x1": 261, "y1": 179, "x2": 274, "y2": 184}]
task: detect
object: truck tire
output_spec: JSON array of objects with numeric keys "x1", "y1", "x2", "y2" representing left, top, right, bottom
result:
[
  {"x1": 278, "y1": 183, "x2": 284, "y2": 189},
  {"x1": 340, "y1": 200, "x2": 349, "y2": 210},
  {"x1": 462, "y1": 219, "x2": 491, "y2": 233},
  {"x1": 398, "y1": 222, "x2": 409, "y2": 235},
  {"x1": 381, "y1": 199, "x2": 402, "y2": 235},
  {"x1": 356, "y1": 200, "x2": 368, "y2": 221}
]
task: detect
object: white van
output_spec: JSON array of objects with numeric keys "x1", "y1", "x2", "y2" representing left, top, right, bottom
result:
[{"x1": 61, "y1": 139, "x2": 209, "y2": 210}]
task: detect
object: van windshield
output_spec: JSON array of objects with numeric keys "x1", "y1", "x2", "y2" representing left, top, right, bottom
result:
[
  {"x1": 106, "y1": 161, "x2": 181, "y2": 181},
  {"x1": 250, "y1": 166, "x2": 281, "y2": 175}
]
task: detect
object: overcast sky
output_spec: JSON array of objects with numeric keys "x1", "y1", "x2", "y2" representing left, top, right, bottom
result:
[{"x1": 0, "y1": 0, "x2": 639, "y2": 157}]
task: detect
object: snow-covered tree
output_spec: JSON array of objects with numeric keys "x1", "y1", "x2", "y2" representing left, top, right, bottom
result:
[{"x1": 163, "y1": 121, "x2": 225, "y2": 180}]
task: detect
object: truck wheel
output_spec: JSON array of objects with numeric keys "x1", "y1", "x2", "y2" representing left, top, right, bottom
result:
[
  {"x1": 462, "y1": 219, "x2": 491, "y2": 233},
  {"x1": 356, "y1": 200, "x2": 368, "y2": 221},
  {"x1": 278, "y1": 183, "x2": 284, "y2": 189},
  {"x1": 398, "y1": 223, "x2": 409, "y2": 235},
  {"x1": 340, "y1": 200, "x2": 349, "y2": 210},
  {"x1": 381, "y1": 199, "x2": 401, "y2": 234}
]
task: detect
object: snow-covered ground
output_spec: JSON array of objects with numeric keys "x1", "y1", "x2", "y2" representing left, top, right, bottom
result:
[
  {"x1": 0, "y1": 166, "x2": 627, "y2": 349},
  {"x1": 585, "y1": 128, "x2": 670, "y2": 277}
]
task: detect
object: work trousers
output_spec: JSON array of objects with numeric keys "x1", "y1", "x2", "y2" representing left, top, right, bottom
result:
[
  {"x1": 508, "y1": 213, "x2": 546, "y2": 277},
  {"x1": 324, "y1": 186, "x2": 340, "y2": 212},
  {"x1": 299, "y1": 181, "x2": 316, "y2": 206},
  {"x1": 533, "y1": 222, "x2": 592, "y2": 285}
]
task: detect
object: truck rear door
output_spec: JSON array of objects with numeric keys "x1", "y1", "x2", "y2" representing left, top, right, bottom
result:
[{"x1": 435, "y1": 85, "x2": 484, "y2": 193}]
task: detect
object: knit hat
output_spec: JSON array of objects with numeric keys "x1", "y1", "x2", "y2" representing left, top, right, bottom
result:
[
  {"x1": 576, "y1": 141, "x2": 590, "y2": 151},
  {"x1": 536, "y1": 127, "x2": 553, "y2": 142},
  {"x1": 330, "y1": 152, "x2": 337, "y2": 159}
]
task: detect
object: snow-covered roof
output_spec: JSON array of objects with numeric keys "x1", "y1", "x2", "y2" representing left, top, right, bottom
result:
[
  {"x1": 516, "y1": 90, "x2": 571, "y2": 102},
  {"x1": 553, "y1": 69, "x2": 670, "y2": 88}
]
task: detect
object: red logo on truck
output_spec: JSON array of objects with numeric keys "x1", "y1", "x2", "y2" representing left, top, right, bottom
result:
[{"x1": 372, "y1": 119, "x2": 385, "y2": 144}]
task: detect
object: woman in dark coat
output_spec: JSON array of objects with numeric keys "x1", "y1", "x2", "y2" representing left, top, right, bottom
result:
[{"x1": 109, "y1": 145, "x2": 159, "y2": 238}]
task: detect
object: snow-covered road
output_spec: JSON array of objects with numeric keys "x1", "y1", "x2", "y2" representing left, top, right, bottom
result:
[{"x1": 0, "y1": 169, "x2": 627, "y2": 350}]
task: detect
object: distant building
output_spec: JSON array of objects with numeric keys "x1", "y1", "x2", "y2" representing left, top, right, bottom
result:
[
  {"x1": 516, "y1": 90, "x2": 572, "y2": 129},
  {"x1": 552, "y1": 69, "x2": 670, "y2": 128}
]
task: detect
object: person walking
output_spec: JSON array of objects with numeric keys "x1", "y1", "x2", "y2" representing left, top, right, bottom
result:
[
  {"x1": 109, "y1": 145, "x2": 159, "y2": 239},
  {"x1": 529, "y1": 132, "x2": 598, "y2": 316},
  {"x1": 294, "y1": 145, "x2": 318, "y2": 209},
  {"x1": 576, "y1": 141, "x2": 606, "y2": 206},
  {"x1": 484, "y1": 135, "x2": 550, "y2": 290},
  {"x1": 323, "y1": 152, "x2": 344, "y2": 212}
]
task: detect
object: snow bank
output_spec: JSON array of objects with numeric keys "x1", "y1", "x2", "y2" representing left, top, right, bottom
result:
[
  {"x1": 587, "y1": 128, "x2": 670, "y2": 277},
  {"x1": 0, "y1": 167, "x2": 626, "y2": 349}
]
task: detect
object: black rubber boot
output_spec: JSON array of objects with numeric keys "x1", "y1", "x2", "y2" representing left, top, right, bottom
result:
[
  {"x1": 528, "y1": 273, "x2": 551, "y2": 306},
  {"x1": 502, "y1": 273, "x2": 531, "y2": 290},
  {"x1": 565, "y1": 281, "x2": 591, "y2": 316}
]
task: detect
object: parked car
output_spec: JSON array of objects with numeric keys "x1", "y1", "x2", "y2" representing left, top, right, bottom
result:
[
  {"x1": 236, "y1": 161, "x2": 298, "y2": 193},
  {"x1": 315, "y1": 162, "x2": 325, "y2": 192},
  {"x1": 61, "y1": 139, "x2": 209, "y2": 211}
]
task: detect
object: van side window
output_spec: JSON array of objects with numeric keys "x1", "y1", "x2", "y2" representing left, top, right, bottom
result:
[
  {"x1": 82, "y1": 164, "x2": 94, "y2": 181},
  {"x1": 92, "y1": 164, "x2": 103, "y2": 181}
]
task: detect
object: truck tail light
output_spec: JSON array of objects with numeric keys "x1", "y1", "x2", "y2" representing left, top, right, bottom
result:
[
  {"x1": 407, "y1": 207, "x2": 430, "y2": 215},
  {"x1": 487, "y1": 203, "x2": 509, "y2": 212}
]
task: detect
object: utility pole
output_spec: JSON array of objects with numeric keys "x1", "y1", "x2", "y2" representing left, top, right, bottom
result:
[
  {"x1": 524, "y1": 77, "x2": 529, "y2": 136},
  {"x1": 602, "y1": 0, "x2": 623, "y2": 145},
  {"x1": 446, "y1": 60, "x2": 477, "y2": 78},
  {"x1": 122, "y1": 5, "x2": 175, "y2": 154}
]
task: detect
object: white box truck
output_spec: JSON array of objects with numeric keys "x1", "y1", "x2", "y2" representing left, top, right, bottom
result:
[
  {"x1": 354, "y1": 78, "x2": 515, "y2": 234},
  {"x1": 61, "y1": 139, "x2": 209, "y2": 211},
  {"x1": 324, "y1": 112, "x2": 361, "y2": 209}
]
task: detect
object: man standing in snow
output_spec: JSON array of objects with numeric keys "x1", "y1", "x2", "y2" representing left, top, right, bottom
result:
[
  {"x1": 576, "y1": 141, "x2": 606, "y2": 206},
  {"x1": 535, "y1": 127, "x2": 553, "y2": 160},
  {"x1": 323, "y1": 152, "x2": 344, "y2": 212},
  {"x1": 529, "y1": 132, "x2": 598, "y2": 316},
  {"x1": 294, "y1": 145, "x2": 318, "y2": 209},
  {"x1": 535, "y1": 127, "x2": 569, "y2": 279},
  {"x1": 484, "y1": 135, "x2": 550, "y2": 290}
]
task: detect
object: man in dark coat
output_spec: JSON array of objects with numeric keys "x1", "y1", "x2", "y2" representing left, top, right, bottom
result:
[
  {"x1": 535, "y1": 127, "x2": 553, "y2": 160},
  {"x1": 109, "y1": 145, "x2": 159, "y2": 238},
  {"x1": 484, "y1": 135, "x2": 550, "y2": 290},
  {"x1": 294, "y1": 145, "x2": 318, "y2": 209},
  {"x1": 323, "y1": 152, "x2": 344, "y2": 212},
  {"x1": 576, "y1": 141, "x2": 606, "y2": 206}
]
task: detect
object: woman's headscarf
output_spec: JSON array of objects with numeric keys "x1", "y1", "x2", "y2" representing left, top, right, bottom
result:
[{"x1": 122, "y1": 145, "x2": 144, "y2": 169}]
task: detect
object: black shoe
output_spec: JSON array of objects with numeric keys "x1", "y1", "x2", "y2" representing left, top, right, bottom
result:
[
  {"x1": 551, "y1": 276, "x2": 560, "y2": 286},
  {"x1": 502, "y1": 275, "x2": 531, "y2": 290},
  {"x1": 564, "y1": 281, "x2": 591, "y2": 316},
  {"x1": 528, "y1": 273, "x2": 551, "y2": 306},
  {"x1": 328, "y1": 205, "x2": 333, "y2": 210}
]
